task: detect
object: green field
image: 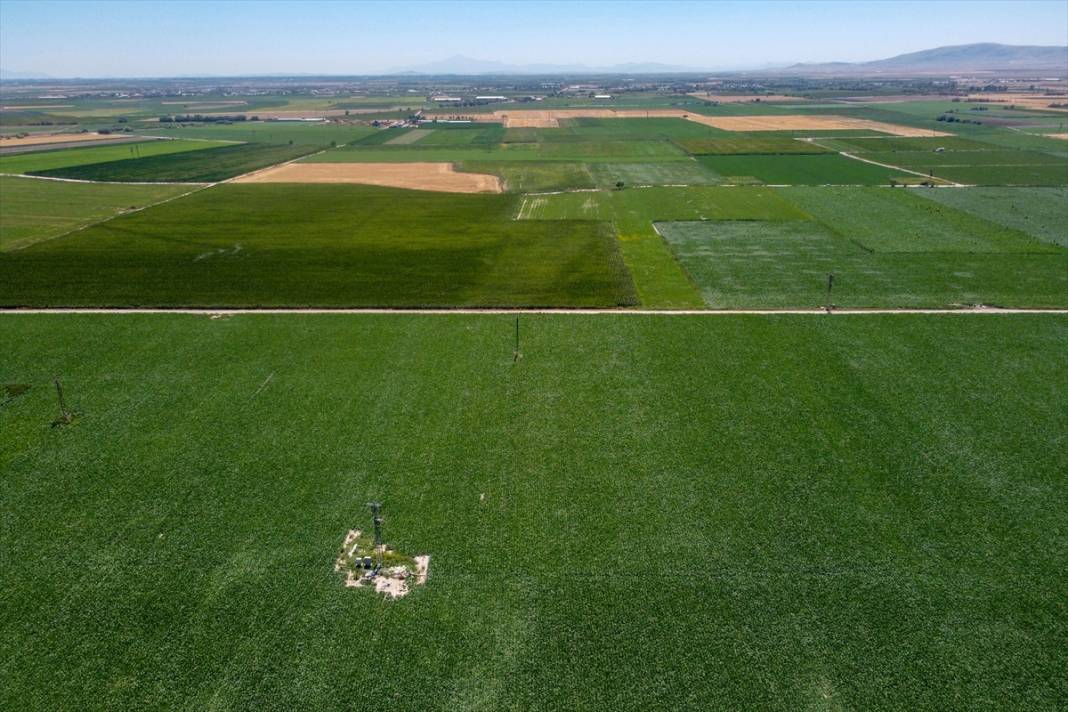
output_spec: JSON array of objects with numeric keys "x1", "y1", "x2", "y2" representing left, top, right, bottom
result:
[
  {"x1": 0, "y1": 176, "x2": 196, "y2": 251},
  {"x1": 0, "y1": 139, "x2": 229, "y2": 174},
  {"x1": 657, "y1": 219, "x2": 1066, "y2": 308},
  {"x1": 697, "y1": 154, "x2": 906, "y2": 185},
  {"x1": 676, "y1": 136, "x2": 832, "y2": 155},
  {"x1": 912, "y1": 187, "x2": 1068, "y2": 247},
  {"x1": 138, "y1": 122, "x2": 377, "y2": 145},
  {"x1": 781, "y1": 186, "x2": 1058, "y2": 252},
  {"x1": 0, "y1": 184, "x2": 636, "y2": 307},
  {"x1": 29, "y1": 143, "x2": 319, "y2": 183},
  {"x1": 3, "y1": 313, "x2": 1065, "y2": 709}
]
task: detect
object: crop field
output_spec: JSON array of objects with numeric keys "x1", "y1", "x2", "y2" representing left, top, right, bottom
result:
[
  {"x1": 3, "y1": 314, "x2": 1066, "y2": 709},
  {"x1": 139, "y1": 122, "x2": 378, "y2": 145},
  {"x1": 4, "y1": 65, "x2": 1068, "y2": 712},
  {"x1": 28, "y1": 143, "x2": 321, "y2": 183},
  {"x1": 0, "y1": 184, "x2": 635, "y2": 307},
  {"x1": 460, "y1": 161, "x2": 597, "y2": 192},
  {"x1": 657, "y1": 219, "x2": 1066, "y2": 308},
  {"x1": 781, "y1": 186, "x2": 1061, "y2": 252},
  {"x1": 676, "y1": 136, "x2": 833, "y2": 154},
  {"x1": 696, "y1": 153, "x2": 905, "y2": 185},
  {"x1": 0, "y1": 138, "x2": 230, "y2": 174},
  {"x1": 912, "y1": 187, "x2": 1068, "y2": 247},
  {"x1": 308, "y1": 139, "x2": 690, "y2": 163},
  {"x1": 0, "y1": 176, "x2": 195, "y2": 251}
]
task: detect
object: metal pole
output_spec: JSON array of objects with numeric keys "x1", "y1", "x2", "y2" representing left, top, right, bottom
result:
[
  {"x1": 54, "y1": 378, "x2": 70, "y2": 420},
  {"x1": 826, "y1": 273, "x2": 835, "y2": 313}
]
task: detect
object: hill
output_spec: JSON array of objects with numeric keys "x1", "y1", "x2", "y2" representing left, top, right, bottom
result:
[{"x1": 784, "y1": 43, "x2": 1068, "y2": 75}]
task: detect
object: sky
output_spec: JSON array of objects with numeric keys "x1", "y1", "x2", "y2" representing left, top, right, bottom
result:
[{"x1": 1, "y1": 0, "x2": 1065, "y2": 77}]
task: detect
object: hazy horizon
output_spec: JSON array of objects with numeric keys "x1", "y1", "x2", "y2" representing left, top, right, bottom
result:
[{"x1": 1, "y1": 0, "x2": 1066, "y2": 79}]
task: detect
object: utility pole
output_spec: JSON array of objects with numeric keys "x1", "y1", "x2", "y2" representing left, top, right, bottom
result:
[
  {"x1": 53, "y1": 378, "x2": 72, "y2": 425},
  {"x1": 826, "y1": 273, "x2": 835, "y2": 313},
  {"x1": 514, "y1": 317, "x2": 521, "y2": 362},
  {"x1": 368, "y1": 502, "x2": 383, "y2": 571}
]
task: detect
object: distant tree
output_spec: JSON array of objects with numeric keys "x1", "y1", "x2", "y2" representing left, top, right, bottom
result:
[{"x1": 615, "y1": 181, "x2": 625, "y2": 190}]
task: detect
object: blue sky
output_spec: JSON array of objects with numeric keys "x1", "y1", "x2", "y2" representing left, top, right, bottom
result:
[{"x1": 1, "y1": 0, "x2": 1065, "y2": 77}]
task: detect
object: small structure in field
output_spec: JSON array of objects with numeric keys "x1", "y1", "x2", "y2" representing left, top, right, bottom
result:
[{"x1": 334, "y1": 504, "x2": 429, "y2": 599}]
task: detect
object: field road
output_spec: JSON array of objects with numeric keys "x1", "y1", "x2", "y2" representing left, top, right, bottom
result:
[{"x1": 4, "y1": 307, "x2": 1066, "y2": 316}]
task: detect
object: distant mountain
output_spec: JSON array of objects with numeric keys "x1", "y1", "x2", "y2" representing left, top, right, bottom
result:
[
  {"x1": 784, "y1": 43, "x2": 1068, "y2": 75},
  {"x1": 0, "y1": 68, "x2": 53, "y2": 80},
  {"x1": 385, "y1": 54, "x2": 703, "y2": 75}
]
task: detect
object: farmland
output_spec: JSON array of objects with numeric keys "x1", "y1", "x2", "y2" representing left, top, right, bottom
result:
[
  {"x1": 0, "y1": 184, "x2": 635, "y2": 307},
  {"x1": 0, "y1": 176, "x2": 196, "y2": 250},
  {"x1": 2, "y1": 66, "x2": 1068, "y2": 712},
  {"x1": 0, "y1": 138, "x2": 229, "y2": 174},
  {"x1": 2, "y1": 313, "x2": 1066, "y2": 709},
  {"x1": 29, "y1": 142, "x2": 320, "y2": 183}
]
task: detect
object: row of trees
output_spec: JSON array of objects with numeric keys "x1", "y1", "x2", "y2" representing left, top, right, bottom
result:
[{"x1": 158, "y1": 114, "x2": 257, "y2": 123}]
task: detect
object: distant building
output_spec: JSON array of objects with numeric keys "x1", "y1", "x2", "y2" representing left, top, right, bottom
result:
[
  {"x1": 431, "y1": 96, "x2": 463, "y2": 103},
  {"x1": 593, "y1": 94, "x2": 613, "y2": 100}
]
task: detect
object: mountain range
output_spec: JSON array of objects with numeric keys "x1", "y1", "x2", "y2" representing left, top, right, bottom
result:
[{"x1": 783, "y1": 43, "x2": 1067, "y2": 75}]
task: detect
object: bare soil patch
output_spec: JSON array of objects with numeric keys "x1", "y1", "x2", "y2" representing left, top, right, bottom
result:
[
  {"x1": 1043, "y1": 133, "x2": 1068, "y2": 141},
  {"x1": 682, "y1": 114, "x2": 950, "y2": 137},
  {"x1": 424, "y1": 109, "x2": 942, "y2": 135},
  {"x1": 0, "y1": 132, "x2": 140, "y2": 148},
  {"x1": 231, "y1": 161, "x2": 502, "y2": 193}
]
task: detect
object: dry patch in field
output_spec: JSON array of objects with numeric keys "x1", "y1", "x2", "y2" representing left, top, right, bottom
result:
[
  {"x1": 682, "y1": 114, "x2": 950, "y2": 136},
  {"x1": 334, "y1": 529, "x2": 429, "y2": 599},
  {"x1": 385, "y1": 129, "x2": 432, "y2": 145},
  {"x1": 0, "y1": 132, "x2": 140, "y2": 148},
  {"x1": 1045, "y1": 133, "x2": 1068, "y2": 141},
  {"x1": 231, "y1": 161, "x2": 502, "y2": 193},
  {"x1": 963, "y1": 94, "x2": 1068, "y2": 113}
]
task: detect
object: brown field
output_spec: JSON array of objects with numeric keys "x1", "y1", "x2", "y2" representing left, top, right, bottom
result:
[
  {"x1": 681, "y1": 114, "x2": 951, "y2": 136},
  {"x1": 424, "y1": 109, "x2": 943, "y2": 135},
  {"x1": 231, "y1": 162, "x2": 502, "y2": 193},
  {"x1": 964, "y1": 94, "x2": 1068, "y2": 113},
  {"x1": 687, "y1": 93, "x2": 803, "y2": 103},
  {"x1": 0, "y1": 132, "x2": 141, "y2": 147},
  {"x1": 1045, "y1": 133, "x2": 1068, "y2": 141}
]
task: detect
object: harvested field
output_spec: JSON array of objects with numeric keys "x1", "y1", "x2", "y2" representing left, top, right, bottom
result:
[
  {"x1": 1046, "y1": 133, "x2": 1068, "y2": 141},
  {"x1": 424, "y1": 109, "x2": 945, "y2": 136},
  {"x1": 0, "y1": 132, "x2": 142, "y2": 148},
  {"x1": 683, "y1": 115, "x2": 951, "y2": 136},
  {"x1": 231, "y1": 161, "x2": 502, "y2": 192},
  {"x1": 963, "y1": 94, "x2": 1068, "y2": 113}
]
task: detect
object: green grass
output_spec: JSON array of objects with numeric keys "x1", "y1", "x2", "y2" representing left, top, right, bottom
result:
[
  {"x1": 782, "y1": 187, "x2": 1058, "y2": 252},
  {"x1": 912, "y1": 187, "x2": 1068, "y2": 247},
  {"x1": 658, "y1": 219, "x2": 1066, "y2": 308},
  {"x1": 0, "y1": 184, "x2": 636, "y2": 307},
  {"x1": 556, "y1": 117, "x2": 727, "y2": 141},
  {"x1": 676, "y1": 136, "x2": 832, "y2": 155},
  {"x1": 138, "y1": 122, "x2": 377, "y2": 145},
  {"x1": 0, "y1": 139, "x2": 229, "y2": 174},
  {"x1": 29, "y1": 143, "x2": 319, "y2": 183},
  {"x1": 2, "y1": 313, "x2": 1066, "y2": 709},
  {"x1": 696, "y1": 154, "x2": 905, "y2": 185},
  {"x1": 0, "y1": 176, "x2": 196, "y2": 251},
  {"x1": 910, "y1": 162, "x2": 1068, "y2": 187}
]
